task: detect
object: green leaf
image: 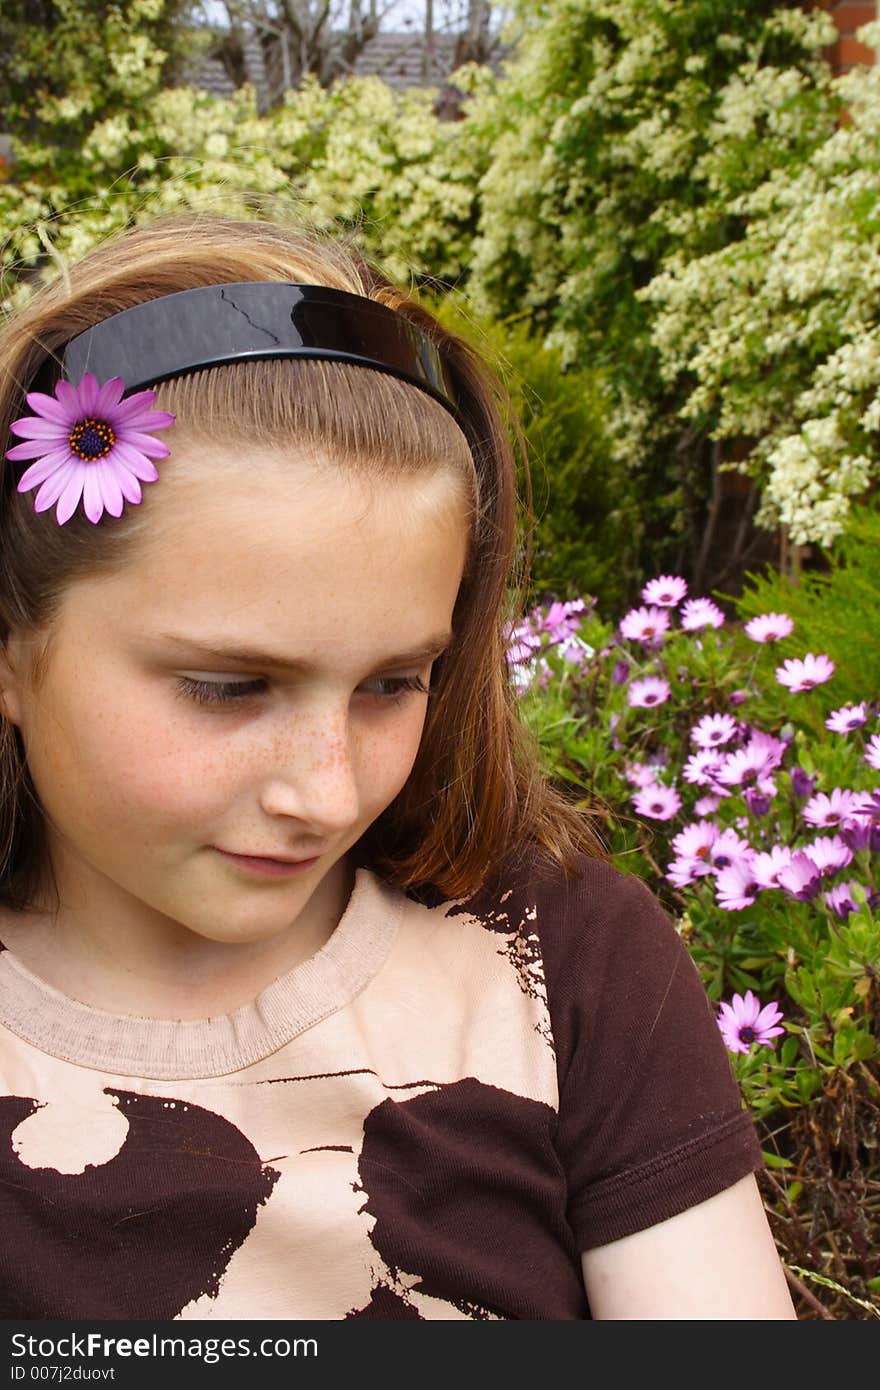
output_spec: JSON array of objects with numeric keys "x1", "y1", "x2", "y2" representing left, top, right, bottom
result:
[{"x1": 761, "y1": 1151, "x2": 794, "y2": 1170}]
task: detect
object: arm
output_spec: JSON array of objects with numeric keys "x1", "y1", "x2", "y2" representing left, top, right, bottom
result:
[{"x1": 580, "y1": 1173, "x2": 797, "y2": 1319}]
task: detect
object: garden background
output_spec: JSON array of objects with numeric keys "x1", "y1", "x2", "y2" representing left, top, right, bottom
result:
[{"x1": 2, "y1": 0, "x2": 878, "y2": 1320}]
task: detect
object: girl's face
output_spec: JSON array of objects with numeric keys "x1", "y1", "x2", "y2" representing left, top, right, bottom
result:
[{"x1": 0, "y1": 441, "x2": 470, "y2": 952}]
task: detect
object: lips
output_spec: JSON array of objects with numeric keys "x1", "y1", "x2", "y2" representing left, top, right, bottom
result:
[{"x1": 214, "y1": 848, "x2": 321, "y2": 864}]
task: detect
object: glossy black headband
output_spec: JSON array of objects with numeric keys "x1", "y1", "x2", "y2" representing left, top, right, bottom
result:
[{"x1": 37, "y1": 281, "x2": 459, "y2": 419}]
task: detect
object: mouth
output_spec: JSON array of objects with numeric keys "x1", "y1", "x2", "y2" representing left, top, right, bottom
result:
[{"x1": 212, "y1": 848, "x2": 322, "y2": 874}]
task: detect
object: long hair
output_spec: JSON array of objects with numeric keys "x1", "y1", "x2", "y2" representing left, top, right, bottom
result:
[{"x1": 0, "y1": 213, "x2": 607, "y2": 911}]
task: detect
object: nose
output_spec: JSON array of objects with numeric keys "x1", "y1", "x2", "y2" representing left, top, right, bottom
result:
[{"x1": 257, "y1": 706, "x2": 361, "y2": 835}]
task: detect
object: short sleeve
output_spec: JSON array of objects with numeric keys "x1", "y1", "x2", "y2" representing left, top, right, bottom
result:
[{"x1": 532, "y1": 853, "x2": 765, "y2": 1252}]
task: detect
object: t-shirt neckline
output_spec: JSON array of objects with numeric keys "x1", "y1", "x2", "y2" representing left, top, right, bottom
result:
[{"x1": 0, "y1": 867, "x2": 404, "y2": 1080}]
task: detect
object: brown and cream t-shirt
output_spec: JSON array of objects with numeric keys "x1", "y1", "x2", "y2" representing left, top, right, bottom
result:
[{"x1": 0, "y1": 848, "x2": 763, "y2": 1320}]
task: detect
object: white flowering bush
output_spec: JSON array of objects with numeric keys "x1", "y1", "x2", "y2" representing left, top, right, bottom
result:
[
  {"x1": 1, "y1": 32, "x2": 488, "y2": 309},
  {"x1": 642, "y1": 24, "x2": 880, "y2": 546},
  {"x1": 466, "y1": 0, "x2": 858, "y2": 570}
]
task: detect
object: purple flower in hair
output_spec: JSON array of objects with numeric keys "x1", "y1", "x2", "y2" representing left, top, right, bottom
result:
[{"x1": 7, "y1": 372, "x2": 175, "y2": 525}]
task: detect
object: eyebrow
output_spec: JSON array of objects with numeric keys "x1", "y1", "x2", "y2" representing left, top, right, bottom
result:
[{"x1": 151, "y1": 631, "x2": 454, "y2": 672}]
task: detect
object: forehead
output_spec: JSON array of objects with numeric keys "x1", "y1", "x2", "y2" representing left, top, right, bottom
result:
[{"x1": 54, "y1": 444, "x2": 470, "y2": 658}]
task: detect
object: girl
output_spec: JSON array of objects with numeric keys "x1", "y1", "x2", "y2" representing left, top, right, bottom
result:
[{"x1": 0, "y1": 214, "x2": 795, "y2": 1320}]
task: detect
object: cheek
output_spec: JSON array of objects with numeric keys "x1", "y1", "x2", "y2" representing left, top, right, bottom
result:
[
  {"x1": 26, "y1": 679, "x2": 215, "y2": 826},
  {"x1": 359, "y1": 702, "x2": 430, "y2": 804}
]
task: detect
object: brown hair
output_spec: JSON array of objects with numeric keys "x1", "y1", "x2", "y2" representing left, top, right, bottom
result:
[{"x1": 0, "y1": 213, "x2": 607, "y2": 912}]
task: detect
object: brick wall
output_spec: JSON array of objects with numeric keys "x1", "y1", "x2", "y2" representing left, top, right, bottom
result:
[{"x1": 814, "y1": 0, "x2": 878, "y2": 70}]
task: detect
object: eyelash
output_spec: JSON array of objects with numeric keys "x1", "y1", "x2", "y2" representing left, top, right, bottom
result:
[{"x1": 174, "y1": 674, "x2": 431, "y2": 708}]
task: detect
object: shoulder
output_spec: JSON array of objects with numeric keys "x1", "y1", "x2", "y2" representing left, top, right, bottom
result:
[{"x1": 461, "y1": 842, "x2": 681, "y2": 993}]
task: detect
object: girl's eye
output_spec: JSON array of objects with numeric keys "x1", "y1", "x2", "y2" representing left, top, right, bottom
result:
[{"x1": 173, "y1": 674, "x2": 431, "y2": 707}]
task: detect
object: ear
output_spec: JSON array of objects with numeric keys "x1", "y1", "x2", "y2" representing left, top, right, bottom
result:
[{"x1": 0, "y1": 630, "x2": 28, "y2": 728}]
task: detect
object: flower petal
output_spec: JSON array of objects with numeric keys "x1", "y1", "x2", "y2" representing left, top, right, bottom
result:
[
  {"x1": 56, "y1": 468, "x2": 89, "y2": 525},
  {"x1": 82, "y1": 466, "x2": 107, "y2": 524},
  {"x1": 117, "y1": 429, "x2": 173, "y2": 456},
  {"x1": 109, "y1": 388, "x2": 160, "y2": 420},
  {"x1": 6, "y1": 437, "x2": 70, "y2": 461},
  {"x1": 116, "y1": 470, "x2": 143, "y2": 506},
  {"x1": 111, "y1": 441, "x2": 160, "y2": 481},
  {"x1": 34, "y1": 461, "x2": 79, "y2": 511},
  {"x1": 18, "y1": 448, "x2": 76, "y2": 491},
  {"x1": 77, "y1": 373, "x2": 99, "y2": 414},
  {"x1": 95, "y1": 460, "x2": 125, "y2": 517},
  {"x1": 8, "y1": 416, "x2": 70, "y2": 440},
  {"x1": 23, "y1": 390, "x2": 73, "y2": 425},
  {"x1": 93, "y1": 377, "x2": 126, "y2": 416}
]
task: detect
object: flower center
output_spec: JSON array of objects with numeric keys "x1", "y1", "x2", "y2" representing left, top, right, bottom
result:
[
  {"x1": 739, "y1": 1026, "x2": 757, "y2": 1044},
  {"x1": 69, "y1": 418, "x2": 116, "y2": 461}
]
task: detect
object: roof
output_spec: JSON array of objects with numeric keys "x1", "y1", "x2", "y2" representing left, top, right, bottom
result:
[{"x1": 186, "y1": 27, "x2": 507, "y2": 102}]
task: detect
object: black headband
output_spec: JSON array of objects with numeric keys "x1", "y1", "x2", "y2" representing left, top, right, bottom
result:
[{"x1": 37, "y1": 282, "x2": 460, "y2": 419}]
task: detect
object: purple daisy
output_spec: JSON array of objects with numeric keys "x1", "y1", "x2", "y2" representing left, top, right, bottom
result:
[
  {"x1": 717, "y1": 991, "x2": 785, "y2": 1054},
  {"x1": 694, "y1": 794, "x2": 721, "y2": 816},
  {"x1": 777, "y1": 852, "x2": 823, "y2": 902},
  {"x1": 802, "y1": 835, "x2": 854, "y2": 876},
  {"x1": 681, "y1": 597, "x2": 726, "y2": 631},
  {"x1": 641, "y1": 574, "x2": 688, "y2": 607},
  {"x1": 840, "y1": 796, "x2": 880, "y2": 853},
  {"x1": 690, "y1": 713, "x2": 739, "y2": 749},
  {"x1": 715, "y1": 858, "x2": 759, "y2": 911},
  {"x1": 632, "y1": 784, "x2": 682, "y2": 821},
  {"x1": 671, "y1": 819, "x2": 719, "y2": 862},
  {"x1": 535, "y1": 598, "x2": 587, "y2": 642},
  {"x1": 803, "y1": 788, "x2": 862, "y2": 829},
  {"x1": 744, "y1": 612, "x2": 794, "y2": 643},
  {"x1": 619, "y1": 605, "x2": 671, "y2": 645},
  {"x1": 6, "y1": 372, "x2": 176, "y2": 525},
  {"x1": 789, "y1": 766, "x2": 816, "y2": 799},
  {"x1": 665, "y1": 856, "x2": 714, "y2": 888},
  {"x1": 715, "y1": 731, "x2": 786, "y2": 791},
  {"x1": 825, "y1": 702, "x2": 868, "y2": 734},
  {"x1": 625, "y1": 762, "x2": 663, "y2": 788},
  {"x1": 683, "y1": 749, "x2": 726, "y2": 787},
  {"x1": 627, "y1": 677, "x2": 671, "y2": 708},
  {"x1": 775, "y1": 653, "x2": 835, "y2": 692},
  {"x1": 751, "y1": 845, "x2": 793, "y2": 889},
  {"x1": 866, "y1": 734, "x2": 880, "y2": 771},
  {"x1": 824, "y1": 881, "x2": 862, "y2": 919},
  {"x1": 708, "y1": 827, "x2": 753, "y2": 871},
  {"x1": 743, "y1": 787, "x2": 773, "y2": 817}
]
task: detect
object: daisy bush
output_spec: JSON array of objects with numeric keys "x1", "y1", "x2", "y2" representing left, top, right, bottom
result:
[{"x1": 507, "y1": 578, "x2": 879, "y2": 1254}]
